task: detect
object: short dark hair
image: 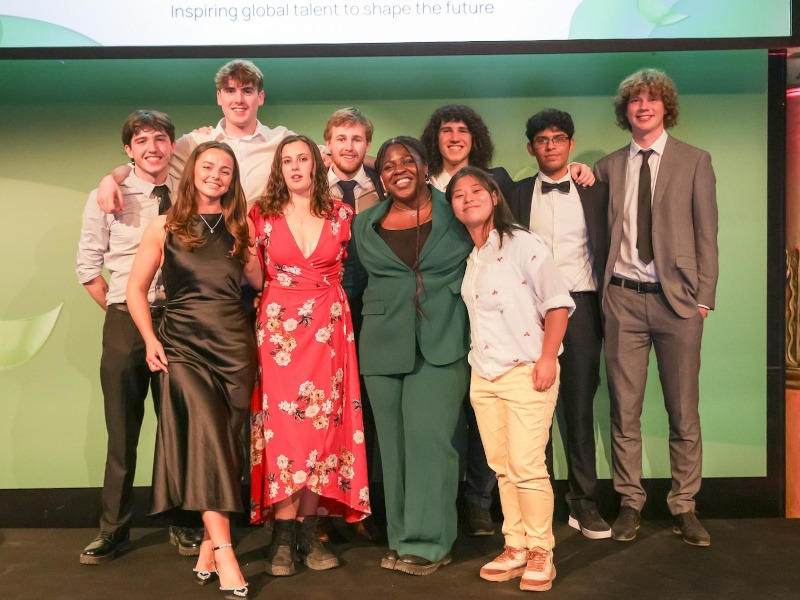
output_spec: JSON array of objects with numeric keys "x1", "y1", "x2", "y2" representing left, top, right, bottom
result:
[
  {"x1": 525, "y1": 109, "x2": 575, "y2": 143},
  {"x1": 121, "y1": 109, "x2": 175, "y2": 146},
  {"x1": 613, "y1": 68, "x2": 679, "y2": 131},
  {"x1": 420, "y1": 104, "x2": 494, "y2": 174}
]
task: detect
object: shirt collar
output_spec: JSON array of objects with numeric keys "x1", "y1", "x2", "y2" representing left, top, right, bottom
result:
[
  {"x1": 538, "y1": 171, "x2": 571, "y2": 185},
  {"x1": 213, "y1": 118, "x2": 270, "y2": 141},
  {"x1": 125, "y1": 170, "x2": 176, "y2": 197},
  {"x1": 327, "y1": 165, "x2": 369, "y2": 187},
  {"x1": 629, "y1": 129, "x2": 669, "y2": 159}
]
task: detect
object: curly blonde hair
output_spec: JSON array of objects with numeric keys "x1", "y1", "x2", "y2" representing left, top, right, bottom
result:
[{"x1": 613, "y1": 68, "x2": 679, "y2": 132}]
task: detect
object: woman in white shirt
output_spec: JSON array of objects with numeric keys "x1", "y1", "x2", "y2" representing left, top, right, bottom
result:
[{"x1": 446, "y1": 166, "x2": 575, "y2": 593}]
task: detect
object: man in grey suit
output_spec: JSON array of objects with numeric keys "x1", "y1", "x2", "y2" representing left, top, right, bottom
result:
[
  {"x1": 594, "y1": 69, "x2": 718, "y2": 546},
  {"x1": 507, "y1": 109, "x2": 611, "y2": 540}
]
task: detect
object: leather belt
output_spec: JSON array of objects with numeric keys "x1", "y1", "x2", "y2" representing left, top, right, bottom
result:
[
  {"x1": 569, "y1": 291, "x2": 597, "y2": 298},
  {"x1": 609, "y1": 276, "x2": 661, "y2": 294},
  {"x1": 110, "y1": 303, "x2": 166, "y2": 318}
]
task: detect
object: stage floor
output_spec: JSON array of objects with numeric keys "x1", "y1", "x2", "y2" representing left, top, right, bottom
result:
[{"x1": 2, "y1": 519, "x2": 799, "y2": 600}]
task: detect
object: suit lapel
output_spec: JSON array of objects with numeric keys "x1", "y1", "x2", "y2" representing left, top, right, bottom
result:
[
  {"x1": 652, "y1": 136, "x2": 677, "y2": 209},
  {"x1": 516, "y1": 176, "x2": 536, "y2": 229},
  {"x1": 611, "y1": 147, "x2": 628, "y2": 215},
  {"x1": 418, "y1": 189, "x2": 451, "y2": 264}
]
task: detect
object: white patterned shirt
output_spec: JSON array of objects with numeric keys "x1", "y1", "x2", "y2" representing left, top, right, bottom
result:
[{"x1": 461, "y1": 228, "x2": 575, "y2": 381}]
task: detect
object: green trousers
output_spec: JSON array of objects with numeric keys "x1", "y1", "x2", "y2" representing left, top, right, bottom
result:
[{"x1": 365, "y1": 350, "x2": 469, "y2": 562}]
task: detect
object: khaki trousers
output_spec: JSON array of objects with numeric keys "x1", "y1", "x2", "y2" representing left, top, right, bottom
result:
[{"x1": 470, "y1": 363, "x2": 559, "y2": 550}]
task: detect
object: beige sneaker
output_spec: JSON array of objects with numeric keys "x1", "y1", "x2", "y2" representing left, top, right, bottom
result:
[
  {"x1": 519, "y1": 547, "x2": 556, "y2": 592},
  {"x1": 479, "y1": 546, "x2": 528, "y2": 581}
]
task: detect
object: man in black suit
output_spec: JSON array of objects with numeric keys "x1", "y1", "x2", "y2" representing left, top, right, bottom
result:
[{"x1": 507, "y1": 109, "x2": 611, "y2": 539}]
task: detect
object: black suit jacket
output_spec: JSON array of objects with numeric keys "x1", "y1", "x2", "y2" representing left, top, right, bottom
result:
[{"x1": 507, "y1": 175, "x2": 609, "y2": 302}]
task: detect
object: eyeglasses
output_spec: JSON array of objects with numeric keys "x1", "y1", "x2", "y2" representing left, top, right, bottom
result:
[{"x1": 531, "y1": 135, "x2": 570, "y2": 148}]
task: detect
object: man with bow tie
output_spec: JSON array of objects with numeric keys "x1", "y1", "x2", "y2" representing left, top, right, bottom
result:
[{"x1": 507, "y1": 108, "x2": 611, "y2": 540}]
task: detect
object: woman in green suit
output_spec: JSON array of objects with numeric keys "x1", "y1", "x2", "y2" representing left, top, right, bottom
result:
[{"x1": 353, "y1": 136, "x2": 473, "y2": 575}]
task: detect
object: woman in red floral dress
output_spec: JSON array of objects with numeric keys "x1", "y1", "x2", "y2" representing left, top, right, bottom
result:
[{"x1": 249, "y1": 135, "x2": 370, "y2": 576}]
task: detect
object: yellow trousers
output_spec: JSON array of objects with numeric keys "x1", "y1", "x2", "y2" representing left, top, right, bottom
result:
[{"x1": 470, "y1": 363, "x2": 559, "y2": 550}]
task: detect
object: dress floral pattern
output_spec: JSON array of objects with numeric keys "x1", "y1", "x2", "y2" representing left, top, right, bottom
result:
[{"x1": 249, "y1": 201, "x2": 370, "y2": 524}]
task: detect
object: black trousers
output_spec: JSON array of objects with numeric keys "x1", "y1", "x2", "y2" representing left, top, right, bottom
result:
[
  {"x1": 555, "y1": 291, "x2": 604, "y2": 511},
  {"x1": 98, "y1": 304, "x2": 161, "y2": 534}
]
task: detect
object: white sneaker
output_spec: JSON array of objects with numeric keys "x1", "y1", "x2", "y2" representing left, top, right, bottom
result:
[
  {"x1": 479, "y1": 546, "x2": 528, "y2": 581},
  {"x1": 519, "y1": 548, "x2": 556, "y2": 592}
]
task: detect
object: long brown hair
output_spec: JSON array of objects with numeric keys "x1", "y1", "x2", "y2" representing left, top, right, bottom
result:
[
  {"x1": 166, "y1": 141, "x2": 250, "y2": 264},
  {"x1": 256, "y1": 135, "x2": 333, "y2": 218}
]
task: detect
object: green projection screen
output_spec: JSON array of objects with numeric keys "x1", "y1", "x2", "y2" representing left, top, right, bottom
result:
[{"x1": 0, "y1": 50, "x2": 768, "y2": 500}]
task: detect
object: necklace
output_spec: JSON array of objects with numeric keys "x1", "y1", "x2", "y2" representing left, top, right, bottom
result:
[
  {"x1": 285, "y1": 203, "x2": 312, "y2": 226},
  {"x1": 198, "y1": 213, "x2": 224, "y2": 233},
  {"x1": 393, "y1": 197, "x2": 432, "y2": 218}
]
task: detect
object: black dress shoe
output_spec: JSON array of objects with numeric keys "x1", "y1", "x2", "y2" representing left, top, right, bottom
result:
[
  {"x1": 380, "y1": 550, "x2": 399, "y2": 570},
  {"x1": 170, "y1": 526, "x2": 204, "y2": 556},
  {"x1": 672, "y1": 511, "x2": 711, "y2": 547},
  {"x1": 394, "y1": 553, "x2": 452, "y2": 576},
  {"x1": 611, "y1": 507, "x2": 641, "y2": 542},
  {"x1": 79, "y1": 530, "x2": 130, "y2": 565},
  {"x1": 465, "y1": 503, "x2": 496, "y2": 537}
]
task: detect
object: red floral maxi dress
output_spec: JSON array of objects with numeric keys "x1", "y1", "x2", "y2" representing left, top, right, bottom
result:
[{"x1": 249, "y1": 201, "x2": 370, "y2": 524}]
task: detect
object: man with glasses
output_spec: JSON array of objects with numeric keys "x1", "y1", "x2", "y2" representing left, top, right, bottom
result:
[{"x1": 508, "y1": 109, "x2": 611, "y2": 540}]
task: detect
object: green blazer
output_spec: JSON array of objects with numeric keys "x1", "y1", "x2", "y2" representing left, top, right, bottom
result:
[{"x1": 353, "y1": 187, "x2": 473, "y2": 376}]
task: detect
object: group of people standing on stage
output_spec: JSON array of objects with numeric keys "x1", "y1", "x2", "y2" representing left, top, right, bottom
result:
[{"x1": 75, "y1": 58, "x2": 718, "y2": 596}]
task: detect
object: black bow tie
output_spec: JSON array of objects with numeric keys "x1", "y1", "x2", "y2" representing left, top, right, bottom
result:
[{"x1": 541, "y1": 180, "x2": 570, "y2": 194}]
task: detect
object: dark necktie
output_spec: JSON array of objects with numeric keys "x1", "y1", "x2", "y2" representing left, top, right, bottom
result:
[
  {"x1": 153, "y1": 185, "x2": 171, "y2": 215},
  {"x1": 337, "y1": 180, "x2": 358, "y2": 210},
  {"x1": 636, "y1": 149, "x2": 655, "y2": 264},
  {"x1": 541, "y1": 180, "x2": 570, "y2": 194}
]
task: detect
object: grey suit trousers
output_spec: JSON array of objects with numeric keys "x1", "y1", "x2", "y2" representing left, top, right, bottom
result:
[{"x1": 603, "y1": 284, "x2": 704, "y2": 515}]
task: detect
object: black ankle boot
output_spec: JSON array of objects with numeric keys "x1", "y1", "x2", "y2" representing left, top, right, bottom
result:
[
  {"x1": 264, "y1": 519, "x2": 296, "y2": 576},
  {"x1": 297, "y1": 516, "x2": 339, "y2": 570}
]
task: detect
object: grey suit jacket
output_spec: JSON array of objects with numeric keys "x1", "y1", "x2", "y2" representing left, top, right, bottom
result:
[{"x1": 594, "y1": 135, "x2": 719, "y2": 319}]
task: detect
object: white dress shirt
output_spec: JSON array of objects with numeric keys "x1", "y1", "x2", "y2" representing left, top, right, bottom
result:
[
  {"x1": 171, "y1": 119, "x2": 293, "y2": 205},
  {"x1": 429, "y1": 170, "x2": 451, "y2": 193},
  {"x1": 612, "y1": 129, "x2": 669, "y2": 283},
  {"x1": 529, "y1": 173, "x2": 596, "y2": 292},
  {"x1": 461, "y1": 229, "x2": 575, "y2": 381},
  {"x1": 76, "y1": 171, "x2": 175, "y2": 305}
]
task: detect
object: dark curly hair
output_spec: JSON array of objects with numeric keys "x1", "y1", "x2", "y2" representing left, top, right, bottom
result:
[
  {"x1": 613, "y1": 68, "x2": 680, "y2": 132},
  {"x1": 420, "y1": 104, "x2": 494, "y2": 175}
]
